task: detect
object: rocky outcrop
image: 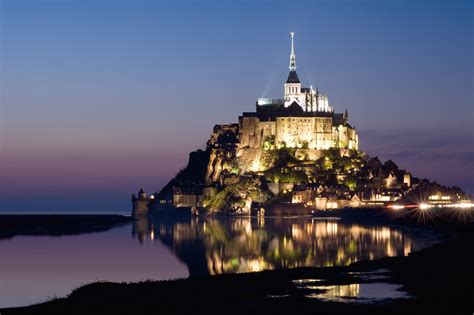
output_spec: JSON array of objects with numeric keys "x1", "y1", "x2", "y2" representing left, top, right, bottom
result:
[{"x1": 158, "y1": 149, "x2": 210, "y2": 199}]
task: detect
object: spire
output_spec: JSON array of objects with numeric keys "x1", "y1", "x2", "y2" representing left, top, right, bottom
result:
[
  {"x1": 285, "y1": 32, "x2": 300, "y2": 84},
  {"x1": 289, "y1": 32, "x2": 296, "y2": 71}
]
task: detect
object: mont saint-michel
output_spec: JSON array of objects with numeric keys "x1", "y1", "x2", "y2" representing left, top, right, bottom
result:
[
  {"x1": 2, "y1": 0, "x2": 474, "y2": 313},
  {"x1": 132, "y1": 33, "x2": 469, "y2": 217}
]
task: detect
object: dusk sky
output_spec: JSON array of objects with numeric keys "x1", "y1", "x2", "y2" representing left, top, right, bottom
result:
[{"x1": 0, "y1": 0, "x2": 472, "y2": 212}]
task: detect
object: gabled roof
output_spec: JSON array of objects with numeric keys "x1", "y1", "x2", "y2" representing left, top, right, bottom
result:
[
  {"x1": 284, "y1": 101, "x2": 305, "y2": 115},
  {"x1": 286, "y1": 70, "x2": 300, "y2": 83}
]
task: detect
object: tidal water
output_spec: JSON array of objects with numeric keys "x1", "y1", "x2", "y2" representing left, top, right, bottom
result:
[{"x1": 0, "y1": 215, "x2": 438, "y2": 308}]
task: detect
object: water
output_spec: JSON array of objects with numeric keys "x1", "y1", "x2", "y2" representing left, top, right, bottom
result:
[
  {"x1": 304, "y1": 283, "x2": 410, "y2": 303},
  {"x1": 295, "y1": 269, "x2": 410, "y2": 303},
  {"x1": 0, "y1": 215, "x2": 438, "y2": 308}
]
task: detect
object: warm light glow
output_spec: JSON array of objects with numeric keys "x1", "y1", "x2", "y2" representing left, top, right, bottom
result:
[
  {"x1": 419, "y1": 203, "x2": 431, "y2": 210},
  {"x1": 452, "y1": 202, "x2": 474, "y2": 209},
  {"x1": 389, "y1": 204, "x2": 405, "y2": 210}
]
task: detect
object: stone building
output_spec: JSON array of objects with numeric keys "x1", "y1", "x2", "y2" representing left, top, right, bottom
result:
[
  {"x1": 238, "y1": 33, "x2": 358, "y2": 152},
  {"x1": 132, "y1": 188, "x2": 151, "y2": 217},
  {"x1": 172, "y1": 186, "x2": 203, "y2": 208}
]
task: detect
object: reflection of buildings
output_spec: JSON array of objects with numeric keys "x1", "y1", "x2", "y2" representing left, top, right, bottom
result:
[
  {"x1": 132, "y1": 217, "x2": 429, "y2": 276},
  {"x1": 306, "y1": 284, "x2": 360, "y2": 301}
]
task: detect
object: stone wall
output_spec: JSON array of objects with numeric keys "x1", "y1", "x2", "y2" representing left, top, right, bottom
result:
[{"x1": 132, "y1": 199, "x2": 150, "y2": 217}]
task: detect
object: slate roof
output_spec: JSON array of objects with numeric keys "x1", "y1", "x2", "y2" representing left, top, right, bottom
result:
[{"x1": 286, "y1": 71, "x2": 300, "y2": 83}]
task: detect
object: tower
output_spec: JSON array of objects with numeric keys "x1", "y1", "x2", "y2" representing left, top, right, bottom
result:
[{"x1": 284, "y1": 32, "x2": 302, "y2": 106}]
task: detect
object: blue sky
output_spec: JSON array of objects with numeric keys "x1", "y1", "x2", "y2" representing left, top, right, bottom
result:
[{"x1": 0, "y1": 0, "x2": 472, "y2": 212}]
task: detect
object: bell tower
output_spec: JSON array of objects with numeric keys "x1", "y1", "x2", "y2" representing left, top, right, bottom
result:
[{"x1": 284, "y1": 32, "x2": 302, "y2": 106}]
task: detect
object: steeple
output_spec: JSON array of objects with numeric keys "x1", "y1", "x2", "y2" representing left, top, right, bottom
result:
[
  {"x1": 286, "y1": 32, "x2": 300, "y2": 84},
  {"x1": 289, "y1": 32, "x2": 296, "y2": 71},
  {"x1": 284, "y1": 32, "x2": 301, "y2": 106}
]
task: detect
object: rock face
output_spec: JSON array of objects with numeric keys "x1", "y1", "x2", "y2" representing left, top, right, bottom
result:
[
  {"x1": 147, "y1": 120, "x2": 467, "y2": 215},
  {"x1": 156, "y1": 115, "x2": 364, "y2": 214},
  {"x1": 204, "y1": 124, "x2": 239, "y2": 185}
]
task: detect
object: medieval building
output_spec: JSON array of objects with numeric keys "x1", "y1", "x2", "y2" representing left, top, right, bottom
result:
[{"x1": 239, "y1": 32, "x2": 358, "y2": 152}]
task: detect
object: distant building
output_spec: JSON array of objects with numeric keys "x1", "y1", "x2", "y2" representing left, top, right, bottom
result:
[
  {"x1": 132, "y1": 188, "x2": 151, "y2": 216},
  {"x1": 172, "y1": 186, "x2": 203, "y2": 208}
]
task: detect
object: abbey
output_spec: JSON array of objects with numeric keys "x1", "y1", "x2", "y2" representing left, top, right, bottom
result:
[
  {"x1": 133, "y1": 33, "x2": 469, "y2": 216},
  {"x1": 239, "y1": 32, "x2": 358, "y2": 152},
  {"x1": 134, "y1": 33, "x2": 364, "y2": 214}
]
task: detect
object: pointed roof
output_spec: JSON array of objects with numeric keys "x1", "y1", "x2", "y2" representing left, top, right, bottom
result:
[
  {"x1": 286, "y1": 32, "x2": 300, "y2": 84},
  {"x1": 286, "y1": 70, "x2": 300, "y2": 83},
  {"x1": 284, "y1": 101, "x2": 304, "y2": 114}
]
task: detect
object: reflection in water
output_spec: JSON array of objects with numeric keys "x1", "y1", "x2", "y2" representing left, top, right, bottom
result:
[
  {"x1": 294, "y1": 269, "x2": 407, "y2": 303},
  {"x1": 0, "y1": 223, "x2": 189, "y2": 308},
  {"x1": 305, "y1": 283, "x2": 410, "y2": 303},
  {"x1": 133, "y1": 216, "x2": 437, "y2": 276}
]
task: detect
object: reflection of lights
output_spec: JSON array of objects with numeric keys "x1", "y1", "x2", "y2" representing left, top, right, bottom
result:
[
  {"x1": 404, "y1": 241, "x2": 411, "y2": 256},
  {"x1": 292, "y1": 224, "x2": 303, "y2": 239},
  {"x1": 292, "y1": 279, "x2": 323, "y2": 284},
  {"x1": 326, "y1": 222, "x2": 338, "y2": 235},
  {"x1": 150, "y1": 217, "x2": 435, "y2": 274},
  {"x1": 150, "y1": 229, "x2": 155, "y2": 241},
  {"x1": 372, "y1": 227, "x2": 392, "y2": 241},
  {"x1": 305, "y1": 284, "x2": 360, "y2": 301}
]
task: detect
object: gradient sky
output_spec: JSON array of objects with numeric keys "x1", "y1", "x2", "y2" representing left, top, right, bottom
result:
[{"x1": 0, "y1": 0, "x2": 473, "y2": 212}]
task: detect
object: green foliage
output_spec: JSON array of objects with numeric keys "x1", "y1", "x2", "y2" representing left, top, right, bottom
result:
[
  {"x1": 265, "y1": 167, "x2": 307, "y2": 184},
  {"x1": 227, "y1": 158, "x2": 241, "y2": 175},
  {"x1": 263, "y1": 138, "x2": 275, "y2": 151},
  {"x1": 345, "y1": 177, "x2": 357, "y2": 190},
  {"x1": 204, "y1": 177, "x2": 271, "y2": 213},
  {"x1": 323, "y1": 159, "x2": 333, "y2": 170},
  {"x1": 273, "y1": 147, "x2": 299, "y2": 166}
]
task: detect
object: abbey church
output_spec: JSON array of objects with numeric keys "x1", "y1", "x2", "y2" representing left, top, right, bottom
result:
[{"x1": 239, "y1": 32, "x2": 358, "y2": 152}]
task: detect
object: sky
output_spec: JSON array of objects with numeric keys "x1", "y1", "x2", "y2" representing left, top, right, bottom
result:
[{"x1": 0, "y1": 0, "x2": 473, "y2": 212}]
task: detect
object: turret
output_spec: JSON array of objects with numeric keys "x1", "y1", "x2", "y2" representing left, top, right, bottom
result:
[
  {"x1": 138, "y1": 187, "x2": 147, "y2": 200},
  {"x1": 132, "y1": 188, "x2": 150, "y2": 217}
]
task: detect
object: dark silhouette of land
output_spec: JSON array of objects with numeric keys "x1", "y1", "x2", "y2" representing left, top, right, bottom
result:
[{"x1": 0, "y1": 215, "x2": 133, "y2": 240}]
